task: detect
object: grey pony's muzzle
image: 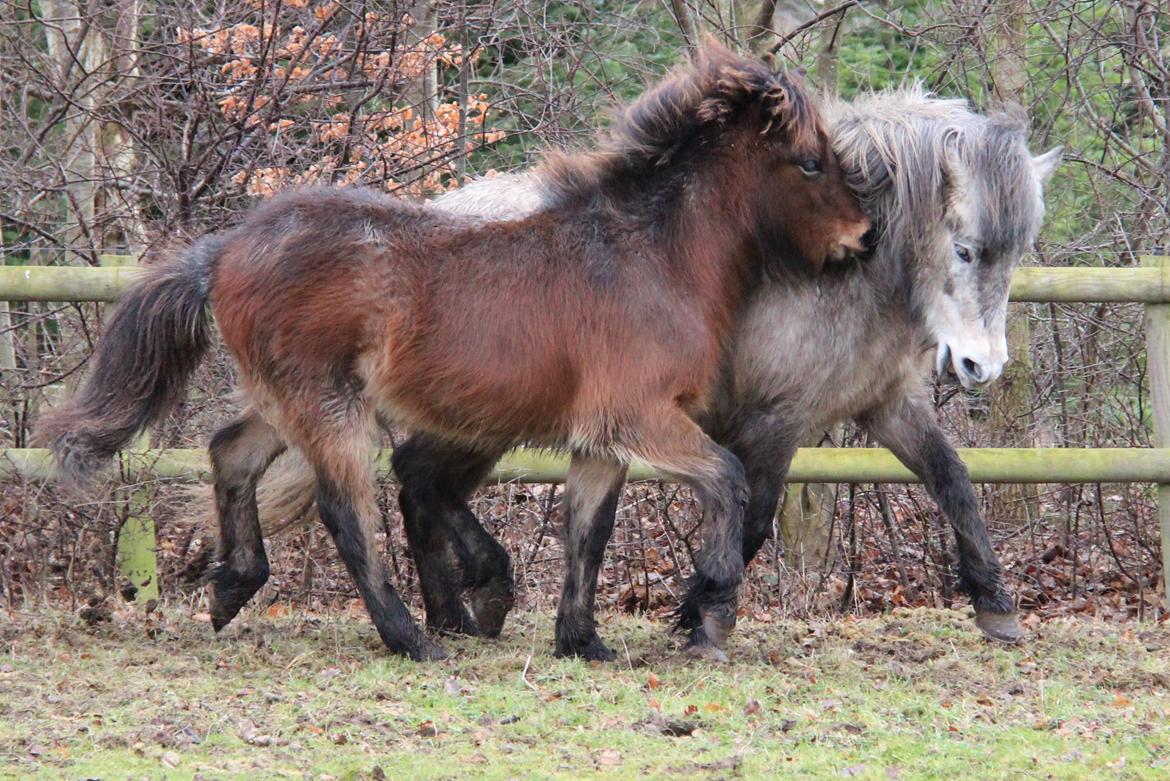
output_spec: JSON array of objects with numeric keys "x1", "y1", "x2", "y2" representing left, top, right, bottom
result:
[{"x1": 936, "y1": 343, "x2": 1007, "y2": 389}]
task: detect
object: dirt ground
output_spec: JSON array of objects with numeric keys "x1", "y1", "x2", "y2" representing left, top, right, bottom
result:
[{"x1": 2, "y1": 605, "x2": 1169, "y2": 780}]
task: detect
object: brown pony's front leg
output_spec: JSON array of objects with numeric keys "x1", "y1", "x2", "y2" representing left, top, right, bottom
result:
[
  {"x1": 392, "y1": 434, "x2": 512, "y2": 637},
  {"x1": 292, "y1": 406, "x2": 446, "y2": 661},
  {"x1": 859, "y1": 394, "x2": 1020, "y2": 642},
  {"x1": 554, "y1": 455, "x2": 628, "y2": 661},
  {"x1": 634, "y1": 407, "x2": 749, "y2": 662}
]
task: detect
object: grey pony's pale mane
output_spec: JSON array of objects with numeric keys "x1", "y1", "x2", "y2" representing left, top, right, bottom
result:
[
  {"x1": 427, "y1": 171, "x2": 550, "y2": 222},
  {"x1": 822, "y1": 85, "x2": 1038, "y2": 311},
  {"x1": 823, "y1": 85, "x2": 973, "y2": 264},
  {"x1": 965, "y1": 118, "x2": 1044, "y2": 254}
]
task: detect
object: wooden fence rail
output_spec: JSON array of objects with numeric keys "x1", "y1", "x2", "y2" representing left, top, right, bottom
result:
[
  {"x1": 4, "y1": 257, "x2": 1170, "y2": 606},
  {"x1": 3, "y1": 261, "x2": 1170, "y2": 303},
  {"x1": 4, "y1": 446, "x2": 1170, "y2": 485}
]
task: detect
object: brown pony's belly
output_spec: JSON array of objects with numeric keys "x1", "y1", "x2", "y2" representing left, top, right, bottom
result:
[
  {"x1": 369, "y1": 313, "x2": 715, "y2": 450},
  {"x1": 370, "y1": 330, "x2": 582, "y2": 446}
]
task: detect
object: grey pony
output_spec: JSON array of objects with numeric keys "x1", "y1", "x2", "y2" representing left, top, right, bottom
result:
[{"x1": 225, "y1": 87, "x2": 1061, "y2": 660}]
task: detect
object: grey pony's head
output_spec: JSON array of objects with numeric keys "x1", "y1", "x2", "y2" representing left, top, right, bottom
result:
[{"x1": 826, "y1": 86, "x2": 1061, "y2": 389}]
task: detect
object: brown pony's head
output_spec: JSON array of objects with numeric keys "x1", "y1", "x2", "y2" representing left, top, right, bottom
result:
[
  {"x1": 687, "y1": 41, "x2": 871, "y2": 273},
  {"x1": 543, "y1": 38, "x2": 870, "y2": 273}
]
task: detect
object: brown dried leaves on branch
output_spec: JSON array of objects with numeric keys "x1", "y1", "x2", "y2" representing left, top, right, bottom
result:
[{"x1": 176, "y1": 6, "x2": 503, "y2": 199}]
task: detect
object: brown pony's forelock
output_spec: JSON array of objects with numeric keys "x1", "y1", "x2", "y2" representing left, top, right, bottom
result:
[{"x1": 542, "y1": 38, "x2": 822, "y2": 200}]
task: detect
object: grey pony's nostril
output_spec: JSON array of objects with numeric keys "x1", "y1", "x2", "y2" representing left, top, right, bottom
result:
[{"x1": 962, "y1": 357, "x2": 983, "y2": 382}]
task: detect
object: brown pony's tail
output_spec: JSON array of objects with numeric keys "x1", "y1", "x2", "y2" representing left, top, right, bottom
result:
[{"x1": 37, "y1": 236, "x2": 225, "y2": 487}]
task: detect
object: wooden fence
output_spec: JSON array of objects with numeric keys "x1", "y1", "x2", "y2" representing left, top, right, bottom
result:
[{"x1": 3, "y1": 257, "x2": 1170, "y2": 606}]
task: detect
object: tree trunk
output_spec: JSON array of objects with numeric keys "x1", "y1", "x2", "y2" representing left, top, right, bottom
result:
[
  {"x1": 40, "y1": 0, "x2": 144, "y2": 260},
  {"x1": 100, "y1": 0, "x2": 145, "y2": 256},
  {"x1": 668, "y1": 0, "x2": 698, "y2": 48},
  {"x1": 987, "y1": 0, "x2": 1039, "y2": 525},
  {"x1": 405, "y1": 1, "x2": 439, "y2": 124},
  {"x1": 41, "y1": 0, "x2": 99, "y2": 261}
]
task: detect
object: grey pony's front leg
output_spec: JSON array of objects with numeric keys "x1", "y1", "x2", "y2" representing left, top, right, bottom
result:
[
  {"x1": 675, "y1": 406, "x2": 800, "y2": 652},
  {"x1": 859, "y1": 394, "x2": 1021, "y2": 642},
  {"x1": 391, "y1": 434, "x2": 513, "y2": 637}
]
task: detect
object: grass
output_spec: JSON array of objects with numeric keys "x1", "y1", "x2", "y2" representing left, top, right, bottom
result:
[{"x1": 2, "y1": 606, "x2": 1169, "y2": 780}]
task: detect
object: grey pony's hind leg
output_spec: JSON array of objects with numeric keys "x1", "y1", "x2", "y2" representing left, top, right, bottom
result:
[
  {"x1": 206, "y1": 409, "x2": 286, "y2": 632},
  {"x1": 675, "y1": 406, "x2": 800, "y2": 649},
  {"x1": 633, "y1": 407, "x2": 749, "y2": 661},
  {"x1": 392, "y1": 433, "x2": 511, "y2": 637},
  {"x1": 451, "y1": 482, "x2": 515, "y2": 637},
  {"x1": 860, "y1": 394, "x2": 1020, "y2": 642},
  {"x1": 554, "y1": 454, "x2": 627, "y2": 661}
]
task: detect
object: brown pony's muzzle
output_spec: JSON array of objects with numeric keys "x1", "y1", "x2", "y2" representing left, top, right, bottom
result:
[{"x1": 828, "y1": 215, "x2": 872, "y2": 262}]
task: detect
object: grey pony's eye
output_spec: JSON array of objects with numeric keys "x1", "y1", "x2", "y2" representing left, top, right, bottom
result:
[
  {"x1": 954, "y1": 244, "x2": 974, "y2": 264},
  {"x1": 798, "y1": 159, "x2": 822, "y2": 176}
]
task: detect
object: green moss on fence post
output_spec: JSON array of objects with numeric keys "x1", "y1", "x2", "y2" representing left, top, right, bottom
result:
[
  {"x1": 1142, "y1": 256, "x2": 1170, "y2": 610},
  {"x1": 114, "y1": 470, "x2": 159, "y2": 605}
]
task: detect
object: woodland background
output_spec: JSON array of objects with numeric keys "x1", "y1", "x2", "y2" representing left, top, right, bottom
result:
[{"x1": 1, "y1": 0, "x2": 1168, "y2": 628}]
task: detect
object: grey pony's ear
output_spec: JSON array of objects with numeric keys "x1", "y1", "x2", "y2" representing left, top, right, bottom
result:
[
  {"x1": 1032, "y1": 146, "x2": 1063, "y2": 185},
  {"x1": 941, "y1": 126, "x2": 969, "y2": 194}
]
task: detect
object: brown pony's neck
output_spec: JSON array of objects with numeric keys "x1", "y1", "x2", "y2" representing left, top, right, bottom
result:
[{"x1": 663, "y1": 136, "x2": 768, "y2": 331}]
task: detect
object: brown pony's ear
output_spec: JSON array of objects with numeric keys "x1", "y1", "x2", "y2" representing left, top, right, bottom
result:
[
  {"x1": 694, "y1": 35, "x2": 778, "y2": 125},
  {"x1": 760, "y1": 80, "x2": 790, "y2": 136},
  {"x1": 696, "y1": 67, "x2": 771, "y2": 125}
]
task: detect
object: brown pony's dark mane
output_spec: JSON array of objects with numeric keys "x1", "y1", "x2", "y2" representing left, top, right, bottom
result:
[{"x1": 542, "y1": 39, "x2": 823, "y2": 200}]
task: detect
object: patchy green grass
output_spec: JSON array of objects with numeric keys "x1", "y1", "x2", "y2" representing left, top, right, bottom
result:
[{"x1": 2, "y1": 607, "x2": 1169, "y2": 779}]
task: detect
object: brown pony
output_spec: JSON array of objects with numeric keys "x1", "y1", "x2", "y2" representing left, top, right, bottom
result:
[{"x1": 39, "y1": 41, "x2": 869, "y2": 661}]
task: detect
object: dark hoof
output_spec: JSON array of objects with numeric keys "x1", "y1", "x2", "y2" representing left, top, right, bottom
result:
[
  {"x1": 975, "y1": 610, "x2": 1023, "y2": 643},
  {"x1": 206, "y1": 564, "x2": 267, "y2": 633},
  {"x1": 409, "y1": 637, "x2": 449, "y2": 662},
  {"x1": 684, "y1": 639, "x2": 730, "y2": 664},
  {"x1": 555, "y1": 634, "x2": 617, "y2": 662},
  {"x1": 379, "y1": 627, "x2": 448, "y2": 661},
  {"x1": 682, "y1": 625, "x2": 730, "y2": 663},
  {"x1": 469, "y1": 575, "x2": 515, "y2": 638},
  {"x1": 427, "y1": 606, "x2": 482, "y2": 638},
  {"x1": 209, "y1": 604, "x2": 235, "y2": 634},
  {"x1": 699, "y1": 604, "x2": 735, "y2": 649}
]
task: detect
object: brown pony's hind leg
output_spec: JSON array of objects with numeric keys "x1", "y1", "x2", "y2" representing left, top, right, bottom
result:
[
  {"x1": 392, "y1": 434, "x2": 512, "y2": 637},
  {"x1": 630, "y1": 407, "x2": 748, "y2": 663},
  {"x1": 206, "y1": 409, "x2": 287, "y2": 632},
  {"x1": 295, "y1": 408, "x2": 446, "y2": 661},
  {"x1": 554, "y1": 454, "x2": 627, "y2": 661}
]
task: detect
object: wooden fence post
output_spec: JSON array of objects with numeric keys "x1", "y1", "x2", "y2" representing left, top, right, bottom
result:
[
  {"x1": 114, "y1": 434, "x2": 159, "y2": 606},
  {"x1": 101, "y1": 254, "x2": 159, "y2": 606},
  {"x1": 1143, "y1": 255, "x2": 1170, "y2": 609}
]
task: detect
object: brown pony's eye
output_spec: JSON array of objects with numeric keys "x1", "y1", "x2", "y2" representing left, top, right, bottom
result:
[
  {"x1": 954, "y1": 244, "x2": 974, "y2": 264},
  {"x1": 798, "y1": 159, "x2": 822, "y2": 176}
]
